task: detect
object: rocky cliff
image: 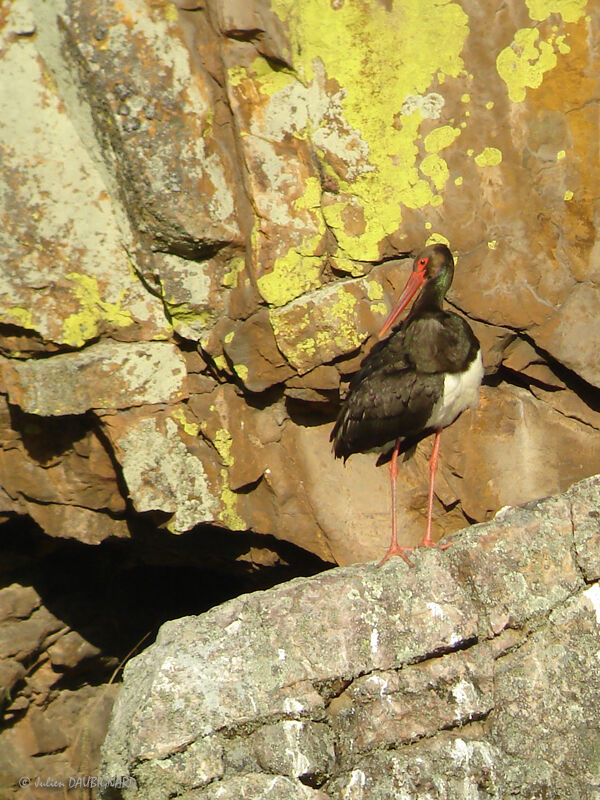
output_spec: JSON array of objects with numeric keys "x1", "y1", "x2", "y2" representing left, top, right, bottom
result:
[
  {"x1": 1, "y1": 0, "x2": 599, "y2": 564},
  {"x1": 1, "y1": 0, "x2": 600, "y2": 796}
]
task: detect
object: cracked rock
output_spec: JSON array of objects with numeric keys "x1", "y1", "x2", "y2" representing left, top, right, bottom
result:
[{"x1": 100, "y1": 476, "x2": 600, "y2": 799}]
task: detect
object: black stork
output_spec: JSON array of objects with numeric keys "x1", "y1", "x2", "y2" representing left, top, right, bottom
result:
[{"x1": 330, "y1": 243, "x2": 483, "y2": 566}]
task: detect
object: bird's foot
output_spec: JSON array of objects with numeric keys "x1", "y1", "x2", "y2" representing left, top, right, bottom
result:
[
  {"x1": 420, "y1": 536, "x2": 452, "y2": 551},
  {"x1": 377, "y1": 546, "x2": 415, "y2": 568},
  {"x1": 377, "y1": 537, "x2": 451, "y2": 568}
]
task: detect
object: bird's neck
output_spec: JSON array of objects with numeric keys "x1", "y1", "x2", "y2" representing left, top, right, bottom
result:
[{"x1": 409, "y1": 281, "x2": 446, "y2": 317}]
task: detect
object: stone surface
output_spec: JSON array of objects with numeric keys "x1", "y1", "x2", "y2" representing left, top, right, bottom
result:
[
  {"x1": 534, "y1": 282, "x2": 600, "y2": 388},
  {"x1": 100, "y1": 475, "x2": 600, "y2": 799},
  {"x1": 1, "y1": 0, "x2": 599, "y2": 566},
  {"x1": 1, "y1": 341, "x2": 188, "y2": 416}
]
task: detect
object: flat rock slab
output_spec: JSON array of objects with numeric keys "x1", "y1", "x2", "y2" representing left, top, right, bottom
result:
[
  {"x1": 1, "y1": 341, "x2": 187, "y2": 416},
  {"x1": 101, "y1": 475, "x2": 600, "y2": 799}
]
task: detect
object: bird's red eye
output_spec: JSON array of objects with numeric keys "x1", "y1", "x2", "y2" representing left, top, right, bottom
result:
[{"x1": 418, "y1": 257, "x2": 428, "y2": 268}]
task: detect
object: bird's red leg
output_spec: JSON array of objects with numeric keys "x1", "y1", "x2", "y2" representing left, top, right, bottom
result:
[
  {"x1": 378, "y1": 438, "x2": 414, "y2": 567},
  {"x1": 421, "y1": 427, "x2": 450, "y2": 549}
]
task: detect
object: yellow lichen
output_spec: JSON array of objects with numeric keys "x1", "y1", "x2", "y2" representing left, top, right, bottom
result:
[
  {"x1": 269, "y1": 0, "x2": 470, "y2": 256},
  {"x1": 167, "y1": 304, "x2": 213, "y2": 328},
  {"x1": 526, "y1": 0, "x2": 587, "y2": 24},
  {"x1": 211, "y1": 428, "x2": 245, "y2": 529},
  {"x1": 250, "y1": 54, "x2": 296, "y2": 97},
  {"x1": 213, "y1": 428, "x2": 234, "y2": 467},
  {"x1": 328, "y1": 287, "x2": 362, "y2": 352},
  {"x1": 426, "y1": 232, "x2": 450, "y2": 247},
  {"x1": 171, "y1": 407, "x2": 200, "y2": 437},
  {"x1": 474, "y1": 147, "x2": 503, "y2": 167},
  {"x1": 563, "y1": 189, "x2": 574, "y2": 200},
  {"x1": 227, "y1": 65, "x2": 248, "y2": 87},
  {"x1": 420, "y1": 154, "x2": 450, "y2": 192},
  {"x1": 257, "y1": 251, "x2": 322, "y2": 307},
  {"x1": 366, "y1": 281, "x2": 384, "y2": 301},
  {"x1": 4, "y1": 307, "x2": 34, "y2": 330},
  {"x1": 329, "y1": 255, "x2": 366, "y2": 276},
  {"x1": 294, "y1": 176, "x2": 322, "y2": 211},
  {"x1": 370, "y1": 302, "x2": 388, "y2": 316},
  {"x1": 496, "y1": 28, "x2": 560, "y2": 103},
  {"x1": 256, "y1": 174, "x2": 327, "y2": 306},
  {"x1": 219, "y1": 469, "x2": 245, "y2": 530},
  {"x1": 556, "y1": 150, "x2": 566, "y2": 160},
  {"x1": 163, "y1": 2, "x2": 179, "y2": 23},
  {"x1": 234, "y1": 364, "x2": 249, "y2": 381},
  {"x1": 221, "y1": 257, "x2": 245, "y2": 289},
  {"x1": 62, "y1": 273, "x2": 133, "y2": 348},
  {"x1": 424, "y1": 125, "x2": 461, "y2": 154}
]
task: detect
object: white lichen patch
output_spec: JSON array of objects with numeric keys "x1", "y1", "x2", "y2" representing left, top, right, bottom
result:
[
  {"x1": 120, "y1": 416, "x2": 218, "y2": 532},
  {"x1": 370, "y1": 628, "x2": 379, "y2": 655},
  {"x1": 583, "y1": 583, "x2": 600, "y2": 625},
  {"x1": 1, "y1": 341, "x2": 187, "y2": 416},
  {"x1": 451, "y1": 678, "x2": 479, "y2": 717},
  {"x1": 401, "y1": 92, "x2": 445, "y2": 119},
  {"x1": 426, "y1": 601, "x2": 447, "y2": 619}
]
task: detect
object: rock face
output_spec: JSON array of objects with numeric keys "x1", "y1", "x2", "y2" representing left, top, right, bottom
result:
[
  {"x1": 100, "y1": 474, "x2": 600, "y2": 799},
  {"x1": 1, "y1": 0, "x2": 599, "y2": 563},
  {"x1": 0, "y1": 572, "x2": 121, "y2": 800}
]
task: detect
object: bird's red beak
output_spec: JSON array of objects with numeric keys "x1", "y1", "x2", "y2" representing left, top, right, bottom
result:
[{"x1": 378, "y1": 264, "x2": 426, "y2": 339}]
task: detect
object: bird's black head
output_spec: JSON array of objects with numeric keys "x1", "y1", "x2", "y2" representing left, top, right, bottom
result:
[
  {"x1": 412, "y1": 244, "x2": 454, "y2": 303},
  {"x1": 378, "y1": 243, "x2": 455, "y2": 338}
]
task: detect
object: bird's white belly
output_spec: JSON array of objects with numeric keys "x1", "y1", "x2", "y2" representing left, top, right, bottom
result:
[{"x1": 427, "y1": 350, "x2": 484, "y2": 430}]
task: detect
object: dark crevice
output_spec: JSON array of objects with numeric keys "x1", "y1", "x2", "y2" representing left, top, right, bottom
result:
[
  {"x1": 0, "y1": 514, "x2": 333, "y2": 701},
  {"x1": 0, "y1": 331, "x2": 103, "y2": 360}
]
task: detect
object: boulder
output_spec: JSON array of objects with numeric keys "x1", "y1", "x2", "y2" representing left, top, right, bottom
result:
[{"x1": 100, "y1": 475, "x2": 600, "y2": 799}]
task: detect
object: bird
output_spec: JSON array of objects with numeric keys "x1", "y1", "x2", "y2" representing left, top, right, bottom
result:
[{"x1": 330, "y1": 243, "x2": 483, "y2": 566}]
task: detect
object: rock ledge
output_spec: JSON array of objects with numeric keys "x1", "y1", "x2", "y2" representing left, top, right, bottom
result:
[{"x1": 101, "y1": 475, "x2": 600, "y2": 799}]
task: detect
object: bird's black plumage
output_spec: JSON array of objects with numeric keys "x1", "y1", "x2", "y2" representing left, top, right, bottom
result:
[{"x1": 330, "y1": 244, "x2": 480, "y2": 462}]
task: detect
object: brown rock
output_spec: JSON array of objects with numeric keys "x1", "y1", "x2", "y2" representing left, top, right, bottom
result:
[
  {"x1": 221, "y1": 309, "x2": 295, "y2": 392},
  {"x1": 216, "y1": 0, "x2": 291, "y2": 66},
  {"x1": 0, "y1": 425, "x2": 125, "y2": 515},
  {"x1": 26, "y1": 708, "x2": 70, "y2": 756},
  {"x1": 23, "y1": 502, "x2": 130, "y2": 545},
  {"x1": 0, "y1": 660, "x2": 26, "y2": 703},
  {"x1": 47, "y1": 631, "x2": 102, "y2": 671},
  {"x1": 269, "y1": 278, "x2": 383, "y2": 375},
  {"x1": 0, "y1": 584, "x2": 40, "y2": 623},
  {"x1": 534, "y1": 282, "x2": 600, "y2": 388},
  {"x1": 1, "y1": 0, "x2": 598, "y2": 568},
  {"x1": 0, "y1": 606, "x2": 63, "y2": 661},
  {"x1": 443, "y1": 384, "x2": 600, "y2": 523},
  {"x1": 188, "y1": 383, "x2": 284, "y2": 491}
]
